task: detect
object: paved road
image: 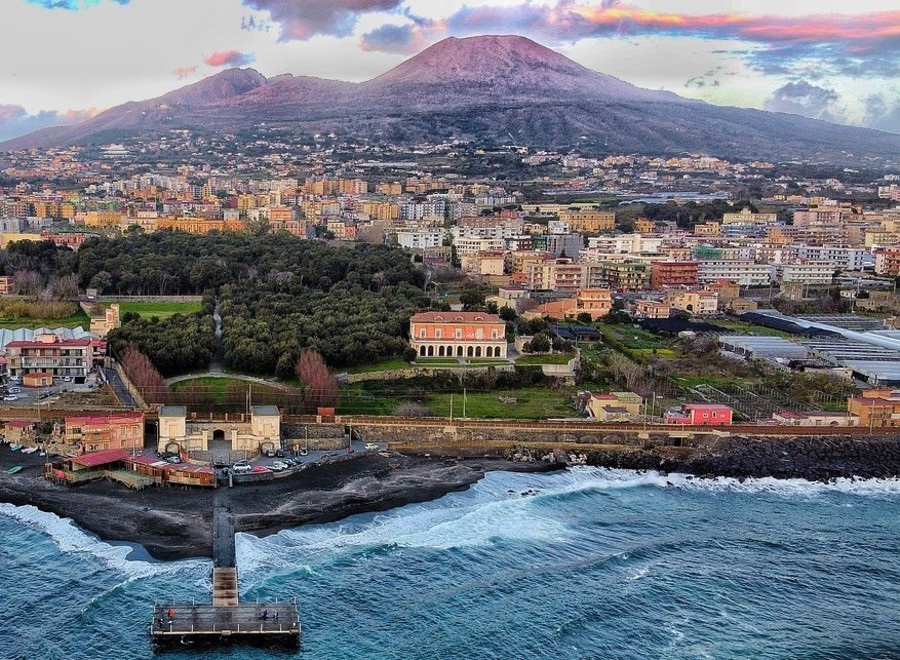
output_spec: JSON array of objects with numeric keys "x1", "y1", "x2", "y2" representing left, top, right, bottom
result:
[
  {"x1": 210, "y1": 297, "x2": 224, "y2": 374},
  {"x1": 104, "y1": 366, "x2": 139, "y2": 409}
]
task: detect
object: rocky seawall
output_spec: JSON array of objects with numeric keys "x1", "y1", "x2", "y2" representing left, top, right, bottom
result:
[{"x1": 542, "y1": 435, "x2": 900, "y2": 481}]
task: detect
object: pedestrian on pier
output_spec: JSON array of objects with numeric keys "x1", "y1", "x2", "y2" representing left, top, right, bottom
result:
[{"x1": 168, "y1": 608, "x2": 176, "y2": 621}]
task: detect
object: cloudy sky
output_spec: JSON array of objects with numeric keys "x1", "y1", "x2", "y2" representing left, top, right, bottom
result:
[{"x1": 1, "y1": 0, "x2": 898, "y2": 140}]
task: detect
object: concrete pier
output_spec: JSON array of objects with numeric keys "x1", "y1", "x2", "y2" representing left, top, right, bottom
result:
[{"x1": 151, "y1": 487, "x2": 300, "y2": 650}]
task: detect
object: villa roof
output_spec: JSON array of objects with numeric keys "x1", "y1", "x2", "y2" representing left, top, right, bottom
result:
[{"x1": 410, "y1": 311, "x2": 503, "y2": 323}]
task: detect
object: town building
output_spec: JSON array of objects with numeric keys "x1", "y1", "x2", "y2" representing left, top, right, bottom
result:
[
  {"x1": 664, "y1": 403, "x2": 734, "y2": 425},
  {"x1": 721, "y1": 208, "x2": 778, "y2": 225},
  {"x1": 558, "y1": 209, "x2": 615, "y2": 233},
  {"x1": 847, "y1": 389, "x2": 900, "y2": 428},
  {"x1": 409, "y1": 311, "x2": 507, "y2": 358},
  {"x1": 650, "y1": 261, "x2": 699, "y2": 289},
  {"x1": 668, "y1": 290, "x2": 719, "y2": 315},
  {"x1": 697, "y1": 260, "x2": 772, "y2": 286},
  {"x1": 5, "y1": 333, "x2": 95, "y2": 380},
  {"x1": 64, "y1": 412, "x2": 145, "y2": 453},
  {"x1": 633, "y1": 300, "x2": 671, "y2": 319}
]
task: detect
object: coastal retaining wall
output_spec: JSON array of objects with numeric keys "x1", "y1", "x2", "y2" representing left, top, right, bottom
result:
[
  {"x1": 349, "y1": 423, "x2": 685, "y2": 447},
  {"x1": 283, "y1": 422, "x2": 346, "y2": 451}
]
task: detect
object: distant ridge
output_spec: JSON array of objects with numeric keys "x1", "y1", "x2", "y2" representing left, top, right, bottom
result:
[{"x1": 3, "y1": 34, "x2": 899, "y2": 162}]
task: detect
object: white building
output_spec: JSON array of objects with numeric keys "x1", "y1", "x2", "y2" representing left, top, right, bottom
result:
[
  {"x1": 777, "y1": 262, "x2": 836, "y2": 284},
  {"x1": 698, "y1": 260, "x2": 773, "y2": 286},
  {"x1": 396, "y1": 229, "x2": 444, "y2": 250}
]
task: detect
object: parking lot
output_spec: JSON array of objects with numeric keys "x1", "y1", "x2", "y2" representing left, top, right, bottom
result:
[{"x1": 1, "y1": 371, "x2": 106, "y2": 406}]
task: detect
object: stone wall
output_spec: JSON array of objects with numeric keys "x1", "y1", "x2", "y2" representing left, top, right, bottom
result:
[
  {"x1": 342, "y1": 365, "x2": 515, "y2": 384},
  {"x1": 282, "y1": 422, "x2": 346, "y2": 451},
  {"x1": 349, "y1": 423, "x2": 678, "y2": 447}
]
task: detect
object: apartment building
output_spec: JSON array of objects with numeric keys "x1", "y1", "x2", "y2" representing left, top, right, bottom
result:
[
  {"x1": 874, "y1": 248, "x2": 900, "y2": 276},
  {"x1": 721, "y1": 208, "x2": 778, "y2": 225},
  {"x1": 396, "y1": 229, "x2": 444, "y2": 250},
  {"x1": 650, "y1": 261, "x2": 699, "y2": 289},
  {"x1": 777, "y1": 262, "x2": 835, "y2": 284},
  {"x1": 6, "y1": 333, "x2": 94, "y2": 380},
  {"x1": 558, "y1": 209, "x2": 615, "y2": 233},
  {"x1": 668, "y1": 289, "x2": 719, "y2": 315},
  {"x1": 698, "y1": 260, "x2": 772, "y2": 286},
  {"x1": 64, "y1": 412, "x2": 145, "y2": 453},
  {"x1": 598, "y1": 261, "x2": 650, "y2": 291},
  {"x1": 633, "y1": 300, "x2": 671, "y2": 319}
]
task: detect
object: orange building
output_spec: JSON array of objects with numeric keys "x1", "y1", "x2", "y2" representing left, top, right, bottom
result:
[
  {"x1": 650, "y1": 261, "x2": 699, "y2": 289},
  {"x1": 409, "y1": 312, "x2": 507, "y2": 358},
  {"x1": 847, "y1": 389, "x2": 900, "y2": 428},
  {"x1": 64, "y1": 412, "x2": 145, "y2": 453}
]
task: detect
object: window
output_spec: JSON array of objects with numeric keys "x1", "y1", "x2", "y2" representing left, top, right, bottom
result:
[
  {"x1": 456, "y1": 329, "x2": 462, "y2": 339},
  {"x1": 420, "y1": 329, "x2": 426, "y2": 338},
  {"x1": 436, "y1": 329, "x2": 442, "y2": 339}
]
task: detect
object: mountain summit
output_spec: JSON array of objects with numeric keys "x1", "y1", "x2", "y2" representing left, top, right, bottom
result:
[{"x1": 3, "y1": 34, "x2": 898, "y2": 161}]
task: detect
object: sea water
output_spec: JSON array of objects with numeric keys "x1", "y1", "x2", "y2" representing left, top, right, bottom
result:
[{"x1": 1, "y1": 468, "x2": 899, "y2": 659}]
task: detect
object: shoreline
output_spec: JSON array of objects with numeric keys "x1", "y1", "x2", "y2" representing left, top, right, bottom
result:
[{"x1": 2, "y1": 434, "x2": 900, "y2": 561}]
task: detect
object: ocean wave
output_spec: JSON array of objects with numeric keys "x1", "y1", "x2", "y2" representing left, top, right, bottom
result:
[
  {"x1": 530, "y1": 466, "x2": 900, "y2": 500},
  {"x1": 0, "y1": 503, "x2": 206, "y2": 578}
]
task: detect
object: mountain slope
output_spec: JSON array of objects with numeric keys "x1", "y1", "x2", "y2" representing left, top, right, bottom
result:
[{"x1": 3, "y1": 34, "x2": 899, "y2": 162}]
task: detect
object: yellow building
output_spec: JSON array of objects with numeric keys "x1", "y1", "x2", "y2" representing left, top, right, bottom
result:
[
  {"x1": 84, "y1": 210, "x2": 124, "y2": 228},
  {"x1": 559, "y1": 209, "x2": 616, "y2": 233}
]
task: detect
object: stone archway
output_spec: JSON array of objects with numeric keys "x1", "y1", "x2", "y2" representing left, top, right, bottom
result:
[{"x1": 209, "y1": 428, "x2": 231, "y2": 464}]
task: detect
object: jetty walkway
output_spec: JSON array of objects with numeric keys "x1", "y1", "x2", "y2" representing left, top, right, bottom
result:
[{"x1": 151, "y1": 486, "x2": 300, "y2": 649}]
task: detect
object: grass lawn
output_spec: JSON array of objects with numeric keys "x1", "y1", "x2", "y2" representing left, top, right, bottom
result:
[
  {"x1": 0, "y1": 308, "x2": 91, "y2": 329},
  {"x1": 117, "y1": 301, "x2": 203, "y2": 320},
  {"x1": 170, "y1": 376, "x2": 293, "y2": 402},
  {"x1": 428, "y1": 387, "x2": 576, "y2": 419},
  {"x1": 338, "y1": 383, "x2": 578, "y2": 419},
  {"x1": 466, "y1": 358, "x2": 510, "y2": 365},
  {"x1": 344, "y1": 357, "x2": 410, "y2": 374},
  {"x1": 414, "y1": 358, "x2": 461, "y2": 366},
  {"x1": 515, "y1": 354, "x2": 574, "y2": 365}
]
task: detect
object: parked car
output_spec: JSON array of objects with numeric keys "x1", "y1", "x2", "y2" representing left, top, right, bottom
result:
[
  {"x1": 164, "y1": 455, "x2": 182, "y2": 464},
  {"x1": 364, "y1": 443, "x2": 379, "y2": 451},
  {"x1": 8, "y1": 387, "x2": 21, "y2": 394},
  {"x1": 63, "y1": 376, "x2": 72, "y2": 382},
  {"x1": 252, "y1": 465, "x2": 270, "y2": 473},
  {"x1": 233, "y1": 463, "x2": 252, "y2": 474},
  {"x1": 271, "y1": 461, "x2": 289, "y2": 470},
  {"x1": 3, "y1": 395, "x2": 17, "y2": 402}
]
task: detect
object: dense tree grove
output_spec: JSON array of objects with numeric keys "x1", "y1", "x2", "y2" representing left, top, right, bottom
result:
[
  {"x1": 76, "y1": 232, "x2": 428, "y2": 375},
  {"x1": 108, "y1": 309, "x2": 216, "y2": 376}
]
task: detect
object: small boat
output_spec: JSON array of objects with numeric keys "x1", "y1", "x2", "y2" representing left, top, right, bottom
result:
[
  {"x1": 21, "y1": 447, "x2": 38, "y2": 455},
  {"x1": 5, "y1": 466, "x2": 22, "y2": 474},
  {"x1": 9, "y1": 444, "x2": 22, "y2": 451}
]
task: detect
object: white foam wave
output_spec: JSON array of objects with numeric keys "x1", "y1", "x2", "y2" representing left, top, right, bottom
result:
[
  {"x1": 0, "y1": 503, "x2": 207, "y2": 578},
  {"x1": 237, "y1": 467, "x2": 900, "y2": 575},
  {"x1": 528, "y1": 466, "x2": 900, "y2": 500}
]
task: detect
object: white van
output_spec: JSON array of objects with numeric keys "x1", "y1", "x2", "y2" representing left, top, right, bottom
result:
[{"x1": 8, "y1": 387, "x2": 21, "y2": 394}]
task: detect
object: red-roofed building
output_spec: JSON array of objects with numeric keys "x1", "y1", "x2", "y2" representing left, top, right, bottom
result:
[
  {"x1": 65, "y1": 412, "x2": 144, "y2": 453},
  {"x1": 69, "y1": 449, "x2": 130, "y2": 469},
  {"x1": 409, "y1": 311, "x2": 507, "y2": 358},
  {"x1": 6, "y1": 333, "x2": 94, "y2": 380},
  {"x1": 664, "y1": 403, "x2": 733, "y2": 426}
]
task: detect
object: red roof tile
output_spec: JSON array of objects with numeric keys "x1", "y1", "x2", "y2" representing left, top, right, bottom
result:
[{"x1": 71, "y1": 449, "x2": 130, "y2": 467}]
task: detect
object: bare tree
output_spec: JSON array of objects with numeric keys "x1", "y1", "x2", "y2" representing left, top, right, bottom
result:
[{"x1": 295, "y1": 350, "x2": 339, "y2": 413}]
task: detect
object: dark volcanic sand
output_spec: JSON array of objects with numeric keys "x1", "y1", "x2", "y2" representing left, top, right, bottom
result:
[
  {"x1": 0, "y1": 449, "x2": 559, "y2": 561},
  {"x1": 2, "y1": 434, "x2": 900, "y2": 561}
]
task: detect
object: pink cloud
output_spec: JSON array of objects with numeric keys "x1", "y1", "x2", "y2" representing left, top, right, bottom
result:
[
  {"x1": 204, "y1": 50, "x2": 255, "y2": 68},
  {"x1": 174, "y1": 65, "x2": 199, "y2": 79}
]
